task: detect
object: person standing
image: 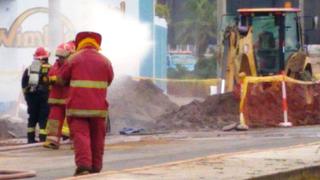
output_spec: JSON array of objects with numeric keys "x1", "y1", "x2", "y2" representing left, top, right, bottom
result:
[
  {"x1": 58, "y1": 32, "x2": 114, "y2": 176},
  {"x1": 43, "y1": 42, "x2": 75, "y2": 149},
  {"x1": 22, "y1": 47, "x2": 51, "y2": 143}
]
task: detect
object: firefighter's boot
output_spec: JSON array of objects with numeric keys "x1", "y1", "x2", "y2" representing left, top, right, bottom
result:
[
  {"x1": 74, "y1": 167, "x2": 91, "y2": 176},
  {"x1": 39, "y1": 129, "x2": 47, "y2": 142},
  {"x1": 43, "y1": 141, "x2": 59, "y2": 149},
  {"x1": 39, "y1": 134, "x2": 47, "y2": 142},
  {"x1": 90, "y1": 169, "x2": 101, "y2": 174},
  {"x1": 62, "y1": 135, "x2": 69, "y2": 141},
  {"x1": 27, "y1": 132, "x2": 38, "y2": 144}
]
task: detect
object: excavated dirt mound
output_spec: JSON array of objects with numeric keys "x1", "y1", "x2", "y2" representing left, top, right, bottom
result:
[
  {"x1": 108, "y1": 76, "x2": 179, "y2": 133},
  {"x1": 245, "y1": 82, "x2": 320, "y2": 127},
  {"x1": 155, "y1": 81, "x2": 320, "y2": 131},
  {"x1": 155, "y1": 93, "x2": 239, "y2": 131},
  {"x1": 4, "y1": 76, "x2": 319, "y2": 139}
]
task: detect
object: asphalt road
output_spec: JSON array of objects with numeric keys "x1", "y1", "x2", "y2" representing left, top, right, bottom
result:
[{"x1": 1, "y1": 125, "x2": 320, "y2": 180}]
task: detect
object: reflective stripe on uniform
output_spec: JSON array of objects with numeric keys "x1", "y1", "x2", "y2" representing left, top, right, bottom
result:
[
  {"x1": 41, "y1": 64, "x2": 50, "y2": 73},
  {"x1": 49, "y1": 76, "x2": 57, "y2": 82},
  {"x1": 27, "y1": 127, "x2": 35, "y2": 133},
  {"x1": 39, "y1": 129, "x2": 47, "y2": 135},
  {"x1": 66, "y1": 109, "x2": 107, "y2": 118},
  {"x1": 70, "y1": 80, "x2": 108, "y2": 89},
  {"x1": 42, "y1": 64, "x2": 51, "y2": 68},
  {"x1": 48, "y1": 98, "x2": 65, "y2": 105}
]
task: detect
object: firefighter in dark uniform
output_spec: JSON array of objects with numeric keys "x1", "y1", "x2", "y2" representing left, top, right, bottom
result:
[{"x1": 22, "y1": 47, "x2": 51, "y2": 143}]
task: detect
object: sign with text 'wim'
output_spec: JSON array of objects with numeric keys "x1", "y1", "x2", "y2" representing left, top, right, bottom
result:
[{"x1": 0, "y1": 0, "x2": 141, "y2": 104}]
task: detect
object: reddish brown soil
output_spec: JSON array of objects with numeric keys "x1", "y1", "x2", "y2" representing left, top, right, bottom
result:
[
  {"x1": 245, "y1": 82, "x2": 320, "y2": 127},
  {"x1": 155, "y1": 81, "x2": 320, "y2": 131}
]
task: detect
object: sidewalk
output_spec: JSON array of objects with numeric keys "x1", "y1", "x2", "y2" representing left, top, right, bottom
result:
[{"x1": 64, "y1": 142, "x2": 320, "y2": 180}]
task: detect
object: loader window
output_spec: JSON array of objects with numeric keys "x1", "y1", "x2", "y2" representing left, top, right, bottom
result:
[
  {"x1": 284, "y1": 13, "x2": 300, "y2": 61},
  {"x1": 252, "y1": 16, "x2": 280, "y2": 75}
]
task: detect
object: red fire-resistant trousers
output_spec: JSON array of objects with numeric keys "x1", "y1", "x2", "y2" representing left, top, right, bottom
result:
[
  {"x1": 46, "y1": 105, "x2": 65, "y2": 145},
  {"x1": 68, "y1": 117, "x2": 106, "y2": 172}
]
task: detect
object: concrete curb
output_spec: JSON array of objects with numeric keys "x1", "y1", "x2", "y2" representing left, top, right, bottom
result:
[
  {"x1": 59, "y1": 142, "x2": 320, "y2": 180},
  {"x1": 250, "y1": 166, "x2": 320, "y2": 180}
]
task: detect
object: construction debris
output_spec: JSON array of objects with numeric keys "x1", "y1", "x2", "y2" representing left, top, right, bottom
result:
[{"x1": 222, "y1": 122, "x2": 238, "y2": 131}]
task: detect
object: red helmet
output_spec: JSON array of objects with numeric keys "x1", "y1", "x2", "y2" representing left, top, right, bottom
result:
[
  {"x1": 75, "y1": 31, "x2": 102, "y2": 49},
  {"x1": 34, "y1": 47, "x2": 50, "y2": 60},
  {"x1": 55, "y1": 42, "x2": 75, "y2": 58},
  {"x1": 66, "y1": 41, "x2": 76, "y2": 51}
]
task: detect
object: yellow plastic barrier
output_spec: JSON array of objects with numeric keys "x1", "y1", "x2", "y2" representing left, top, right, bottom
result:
[{"x1": 314, "y1": 73, "x2": 320, "y2": 80}]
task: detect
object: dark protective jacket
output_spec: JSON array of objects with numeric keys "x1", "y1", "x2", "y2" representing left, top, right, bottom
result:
[{"x1": 22, "y1": 62, "x2": 51, "y2": 95}]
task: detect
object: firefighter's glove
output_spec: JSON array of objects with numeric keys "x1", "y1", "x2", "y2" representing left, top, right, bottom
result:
[
  {"x1": 22, "y1": 87, "x2": 29, "y2": 97},
  {"x1": 22, "y1": 88, "x2": 27, "y2": 94},
  {"x1": 43, "y1": 76, "x2": 48, "y2": 83},
  {"x1": 49, "y1": 76, "x2": 57, "y2": 84}
]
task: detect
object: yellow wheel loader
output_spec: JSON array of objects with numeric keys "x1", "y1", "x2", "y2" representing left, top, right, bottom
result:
[
  {"x1": 217, "y1": 6, "x2": 320, "y2": 129},
  {"x1": 218, "y1": 7, "x2": 314, "y2": 92}
]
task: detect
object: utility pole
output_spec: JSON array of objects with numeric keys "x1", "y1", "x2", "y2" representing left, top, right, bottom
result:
[
  {"x1": 216, "y1": 0, "x2": 227, "y2": 94},
  {"x1": 216, "y1": 0, "x2": 226, "y2": 41},
  {"x1": 48, "y1": 0, "x2": 63, "y2": 63},
  {"x1": 299, "y1": 0, "x2": 305, "y2": 42}
]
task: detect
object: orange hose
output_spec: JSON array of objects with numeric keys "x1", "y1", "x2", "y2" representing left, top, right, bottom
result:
[
  {"x1": 0, "y1": 170, "x2": 36, "y2": 179},
  {"x1": 0, "y1": 142, "x2": 43, "y2": 152}
]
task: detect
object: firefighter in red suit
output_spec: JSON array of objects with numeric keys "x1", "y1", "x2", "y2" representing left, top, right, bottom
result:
[
  {"x1": 43, "y1": 42, "x2": 75, "y2": 149},
  {"x1": 58, "y1": 31, "x2": 114, "y2": 176}
]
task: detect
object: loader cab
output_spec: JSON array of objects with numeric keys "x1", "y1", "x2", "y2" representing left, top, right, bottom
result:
[{"x1": 237, "y1": 8, "x2": 302, "y2": 75}]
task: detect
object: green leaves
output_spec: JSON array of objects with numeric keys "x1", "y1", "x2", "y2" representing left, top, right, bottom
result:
[
  {"x1": 174, "y1": 0, "x2": 217, "y2": 58},
  {"x1": 156, "y1": 3, "x2": 171, "y2": 22},
  {"x1": 194, "y1": 56, "x2": 217, "y2": 78},
  {"x1": 167, "y1": 56, "x2": 217, "y2": 79}
]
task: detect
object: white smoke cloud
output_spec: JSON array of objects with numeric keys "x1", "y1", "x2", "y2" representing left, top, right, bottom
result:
[
  {"x1": 0, "y1": 0, "x2": 153, "y2": 105},
  {"x1": 62, "y1": 0, "x2": 152, "y2": 76}
]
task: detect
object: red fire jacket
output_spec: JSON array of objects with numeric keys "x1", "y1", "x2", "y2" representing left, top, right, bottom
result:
[
  {"x1": 59, "y1": 47, "x2": 114, "y2": 118},
  {"x1": 48, "y1": 61, "x2": 68, "y2": 106}
]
